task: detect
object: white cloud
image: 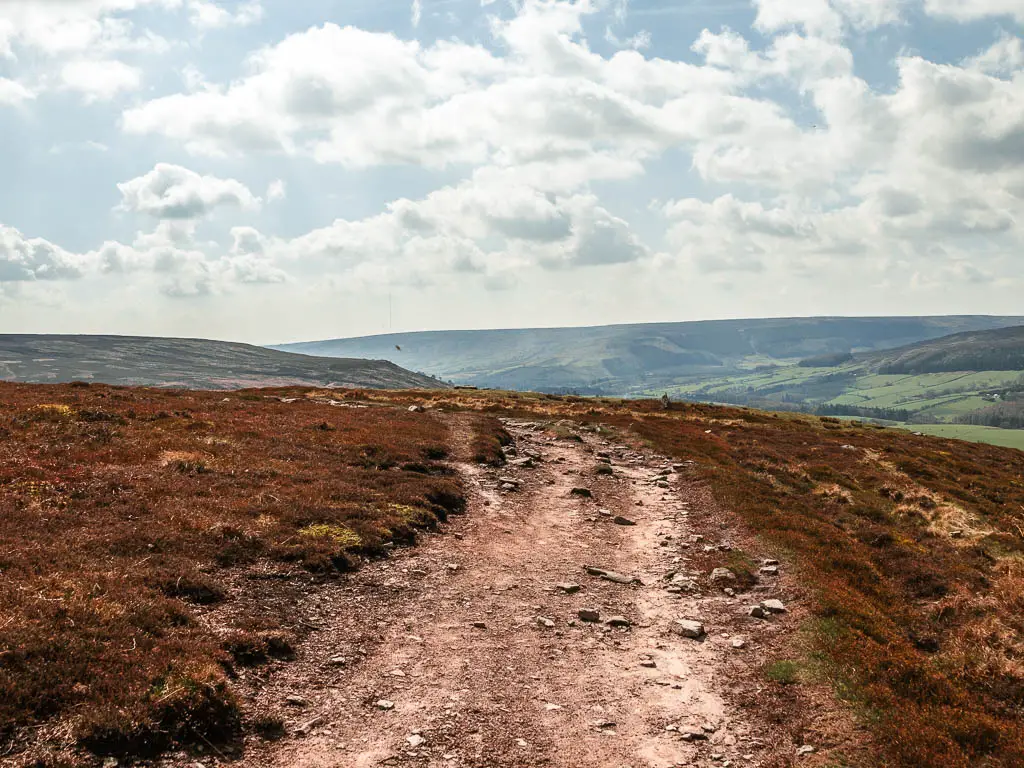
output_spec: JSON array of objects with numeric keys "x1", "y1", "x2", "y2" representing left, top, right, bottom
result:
[
  {"x1": 0, "y1": 225, "x2": 86, "y2": 282},
  {"x1": 117, "y1": 163, "x2": 261, "y2": 219},
  {"x1": 752, "y1": 0, "x2": 909, "y2": 38},
  {"x1": 2, "y1": 0, "x2": 1024, "y2": 329},
  {"x1": 411, "y1": 0, "x2": 422, "y2": 28},
  {"x1": 61, "y1": 59, "x2": 143, "y2": 102},
  {"x1": 966, "y1": 33, "x2": 1024, "y2": 75},
  {"x1": 121, "y1": 7, "x2": 748, "y2": 181},
  {"x1": 753, "y1": 0, "x2": 844, "y2": 39},
  {"x1": 924, "y1": 0, "x2": 1024, "y2": 23},
  {"x1": 0, "y1": 78, "x2": 34, "y2": 106},
  {"x1": 92, "y1": 219, "x2": 287, "y2": 297},
  {"x1": 187, "y1": 0, "x2": 263, "y2": 31},
  {"x1": 0, "y1": 0, "x2": 177, "y2": 57},
  {"x1": 266, "y1": 179, "x2": 287, "y2": 202}
]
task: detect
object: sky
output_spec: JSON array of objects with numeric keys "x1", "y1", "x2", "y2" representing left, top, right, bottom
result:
[{"x1": 0, "y1": 0, "x2": 1022, "y2": 344}]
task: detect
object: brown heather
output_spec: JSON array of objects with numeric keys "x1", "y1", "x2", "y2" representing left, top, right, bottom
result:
[
  {"x1": 0, "y1": 383, "x2": 467, "y2": 762},
  {"x1": 4, "y1": 382, "x2": 1024, "y2": 767}
]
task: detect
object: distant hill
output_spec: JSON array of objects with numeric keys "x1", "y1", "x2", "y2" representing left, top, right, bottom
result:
[
  {"x1": 0, "y1": 335, "x2": 444, "y2": 390},
  {"x1": 668, "y1": 324, "x2": 1024, "y2": 434},
  {"x1": 273, "y1": 316, "x2": 1024, "y2": 394},
  {"x1": 866, "y1": 326, "x2": 1024, "y2": 374}
]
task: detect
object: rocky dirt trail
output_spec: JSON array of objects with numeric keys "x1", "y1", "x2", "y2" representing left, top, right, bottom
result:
[{"x1": 177, "y1": 416, "x2": 844, "y2": 768}]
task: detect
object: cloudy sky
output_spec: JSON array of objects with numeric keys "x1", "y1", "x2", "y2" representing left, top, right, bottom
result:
[{"x1": 1, "y1": 0, "x2": 1022, "y2": 344}]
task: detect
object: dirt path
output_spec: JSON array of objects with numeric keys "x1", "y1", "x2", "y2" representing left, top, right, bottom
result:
[{"x1": 182, "y1": 417, "x2": 837, "y2": 768}]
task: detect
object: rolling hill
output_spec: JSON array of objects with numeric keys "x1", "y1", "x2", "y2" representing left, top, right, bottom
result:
[
  {"x1": 272, "y1": 316, "x2": 1024, "y2": 394},
  {"x1": 869, "y1": 326, "x2": 1024, "y2": 374},
  {"x1": 0, "y1": 335, "x2": 444, "y2": 390},
  {"x1": 668, "y1": 324, "x2": 1024, "y2": 446}
]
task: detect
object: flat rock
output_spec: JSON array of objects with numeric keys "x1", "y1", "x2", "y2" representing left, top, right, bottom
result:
[
  {"x1": 556, "y1": 582, "x2": 581, "y2": 594},
  {"x1": 748, "y1": 605, "x2": 766, "y2": 619},
  {"x1": 761, "y1": 599, "x2": 787, "y2": 614},
  {"x1": 295, "y1": 716, "x2": 324, "y2": 736},
  {"x1": 671, "y1": 576, "x2": 700, "y2": 592},
  {"x1": 760, "y1": 565, "x2": 780, "y2": 576},
  {"x1": 471, "y1": 621, "x2": 487, "y2": 629},
  {"x1": 407, "y1": 734, "x2": 425, "y2": 748},
  {"x1": 710, "y1": 567, "x2": 737, "y2": 583},
  {"x1": 640, "y1": 659, "x2": 657, "y2": 668},
  {"x1": 601, "y1": 571, "x2": 634, "y2": 585},
  {"x1": 605, "y1": 616, "x2": 631, "y2": 627},
  {"x1": 670, "y1": 619, "x2": 706, "y2": 639},
  {"x1": 377, "y1": 700, "x2": 395, "y2": 711},
  {"x1": 285, "y1": 695, "x2": 307, "y2": 707},
  {"x1": 536, "y1": 616, "x2": 556, "y2": 628},
  {"x1": 612, "y1": 516, "x2": 637, "y2": 526}
]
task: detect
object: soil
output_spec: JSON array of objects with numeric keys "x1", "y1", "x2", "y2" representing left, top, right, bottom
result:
[{"x1": 164, "y1": 414, "x2": 865, "y2": 768}]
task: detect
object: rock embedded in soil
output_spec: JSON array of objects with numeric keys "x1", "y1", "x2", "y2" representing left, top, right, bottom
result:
[
  {"x1": 612, "y1": 516, "x2": 637, "y2": 526},
  {"x1": 584, "y1": 565, "x2": 634, "y2": 584},
  {"x1": 556, "y1": 582, "x2": 581, "y2": 594},
  {"x1": 761, "y1": 599, "x2": 787, "y2": 614},
  {"x1": 670, "y1": 619, "x2": 706, "y2": 639},
  {"x1": 748, "y1": 605, "x2": 766, "y2": 619},
  {"x1": 536, "y1": 616, "x2": 556, "y2": 628},
  {"x1": 606, "y1": 616, "x2": 631, "y2": 628},
  {"x1": 640, "y1": 659, "x2": 657, "y2": 668},
  {"x1": 285, "y1": 695, "x2": 308, "y2": 707},
  {"x1": 570, "y1": 487, "x2": 593, "y2": 498},
  {"x1": 377, "y1": 700, "x2": 395, "y2": 711},
  {"x1": 471, "y1": 621, "x2": 487, "y2": 629},
  {"x1": 710, "y1": 567, "x2": 737, "y2": 583},
  {"x1": 407, "y1": 734, "x2": 425, "y2": 747},
  {"x1": 760, "y1": 565, "x2": 779, "y2": 576},
  {"x1": 578, "y1": 608, "x2": 601, "y2": 623},
  {"x1": 296, "y1": 716, "x2": 325, "y2": 735},
  {"x1": 680, "y1": 729, "x2": 708, "y2": 741}
]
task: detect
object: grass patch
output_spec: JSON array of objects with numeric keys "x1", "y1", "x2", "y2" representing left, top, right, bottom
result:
[{"x1": 765, "y1": 660, "x2": 803, "y2": 685}]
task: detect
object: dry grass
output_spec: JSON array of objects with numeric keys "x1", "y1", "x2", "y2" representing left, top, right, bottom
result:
[{"x1": 0, "y1": 383, "x2": 468, "y2": 765}]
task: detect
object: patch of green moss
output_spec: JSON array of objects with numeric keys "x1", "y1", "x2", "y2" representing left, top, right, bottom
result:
[{"x1": 298, "y1": 524, "x2": 362, "y2": 549}]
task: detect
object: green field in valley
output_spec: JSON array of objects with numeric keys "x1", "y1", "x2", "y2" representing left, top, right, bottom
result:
[{"x1": 894, "y1": 424, "x2": 1024, "y2": 451}]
